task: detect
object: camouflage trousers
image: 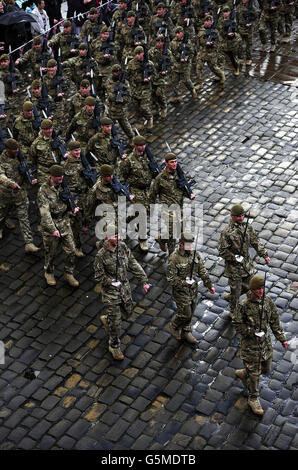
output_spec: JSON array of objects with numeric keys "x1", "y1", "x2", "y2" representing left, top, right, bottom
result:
[
  {"x1": 69, "y1": 194, "x2": 87, "y2": 249},
  {"x1": 238, "y1": 31, "x2": 253, "y2": 60},
  {"x1": 152, "y1": 84, "x2": 167, "y2": 113},
  {"x1": 219, "y1": 38, "x2": 242, "y2": 71},
  {"x1": 228, "y1": 274, "x2": 252, "y2": 317},
  {"x1": 130, "y1": 93, "x2": 153, "y2": 122},
  {"x1": 104, "y1": 297, "x2": 134, "y2": 348},
  {"x1": 172, "y1": 286, "x2": 198, "y2": 332},
  {"x1": 108, "y1": 107, "x2": 134, "y2": 140},
  {"x1": 196, "y1": 52, "x2": 224, "y2": 84},
  {"x1": 0, "y1": 191, "x2": 33, "y2": 244},
  {"x1": 126, "y1": 187, "x2": 151, "y2": 242},
  {"x1": 277, "y1": 8, "x2": 295, "y2": 37},
  {"x1": 41, "y1": 226, "x2": 76, "y2": 275},
  {"x1": 259, "y1": 13, "x2": 279, "y2": 45},
  {"x1": 159, "y1": 207, "x2": 184, "y2": 254},
  {"x1": 242, "y1": 357, "x2": 272, "y2": 399},
  {"x1": 171, "y1": 66, "x2": 195, "y2": 96}
]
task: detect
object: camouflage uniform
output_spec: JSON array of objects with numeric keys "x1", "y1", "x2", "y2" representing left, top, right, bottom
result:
[
  {"x1": 149, "y1": 165, "x2": 186, "y2": 253},
  {"x1": 104, "y1": 71, "x2": 134, "y2": 140},
  {"x1": 0, "y1": 150, "x2": 35, "y2": 245},
  {"x1": 233, "y1": 291, "x2": 286, "y2": 400},
  {"x1": 0, "y1": 61, "x2": 24, "y2": 128},
  {"x1": 94, "y1": 239, "x2": 148, "y2": 348},
  {"x1": 30, "y1": 131, "x2": 63, "y2": 185},
  {"x1": 126, "y1": 53, "x2": 156, "y2": 126},
  {"x1": 43, "y1": 72, "x2": 68, "y2": 134},
  {"x1": 119, "y1": 22, "x2": 146, "y2": 63},
  {"x1": 259, "y1": 0, "x2": 282, "y2": 49},
  {"x1": 131, "y1": 0, "x2": 152, "y2": 36},
  {"x1": 218, "y1": 219, "x2": 268, "y2": 317},
  {"x1": 38, "y1": 178, "x2": 77, "y2": 277},
  {"x1": 86, "y1": 130, "x2": 119, "y2": 170},
  {"x1": 68, "y1": 90, "x2": 89, "y2": 120},
  {"x1": 149, "y1": 40, "x2": 173, "y2": 116},
  {"x1": 170, "y1": 32, "x2": 197, "y2": 99},
  {"x1": 86, "y1": 176, "x2": 119, "y2": 224},
  {"x1": 150, "y1": 10, "x2": 175, "y2": 43},
  {"x1": 63, "y1": 151, "x2": 89, "y2": 252},
  {"x1": 277, "y1": 0, "x2": 295, "y2": 40},
  {"x1": 236, "y1": 2, "x2": 258, "y2": 61},
  {"x1": 196, "y1": 24, "x2": 225, "y2": 86},
  {"x1": 218, "y1": 19, "x2": 242, "y2": 72},
  {"x1": 48, "y1": 31, "x2": 80, "y2": 61},
  {"x1": 13, "y1": 112, "x2": 39, "y2": 158},
  {"x1": 15, "y1": 47, "x2": 52, "y2": 80},
  {"x1": 66, "y1": 107, "x2": 98, "y2": 152},
  {"x1": 62, "y1": 54, "x2": 100, "y2": 89},
  {"x1": 171, "y1": 1, "x2": 197, "y2": 42},
  {"x1": 80, "y1": 17, "x2": 102, "y2": 42},
  {"x1": 167, "y1": 245, "x2": 213, "y2": 333},
  {"x1": 91, "y1": 34, "x2": 119, "y2": 81}
]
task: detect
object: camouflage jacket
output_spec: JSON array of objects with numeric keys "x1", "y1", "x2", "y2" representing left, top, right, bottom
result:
[
  {"x1": 62, "y1": 55, "x2": 100, "y2": 86},
  {"x1": 149, "y1": 167, "x2": 185, "y2": 207},
  {"x1": 13, "y1": 113, "x2": 39, "y2": 149},
  {"x1": 119, "y1": 23, "x2": 146, "y2": 58},
  {"x1": 0, "y1": 150, "x2": 27, "y2": 201},
  {"x1": 218, "y1": 219, "x2": 268, "y2": 278},
  {"x1": 48, "y1": 31, "x2": 79, "y2": 61},
  {"x1": 86, "y1": 178, "x2": 119, "y2": 220},
  {"x1": 0, "y1": 67, "x2": 22, "y2": 97},
  {"x1": 16, "y1": 47, "x2": 52, "y2": 78},
  {"x1": 30, "y1": 131, "x2": 61, "y2": 169},
  {"x1": 104, "y1": 75, "x2": 131, "y2": 112},
  {"x1": 91, "y1": 37, "x2": 119, "y2": 70},
  {"x1": 197, "y1": 26, "x2": 221, "y2": 54},
  {"x1": 236, "y1": 3, "x2": 258, "y2": 34},
  {"x1": 62, "y1": 155, "x2": 89, "y2": 194},
  {"x1": 119, "y1": 149, "x2": 154, "y2": 190},
  {"x1": 38, "y1": 180, "x2": 72, "y2": 235},
  {"x1": 261, "y1": 0, "x2": 282, "y2": 18},
  {"x1": 86, "y1": 131, "x2": 118, "y2": 167},
  {"x1": 66, "y1": 108, "x2": 98, "y2": 143},
  {"x1": 43, "y1": 73, "x2": 67, "y2": 102},
  {"x1": 170, "y1": 36, "x2": 195, "y2": 71},
  {"x1": 149, "y1": 45, "x2": 173, "y2": 84},
  {"x1": 80, "y1": 18, "x2": 101, "y2": 42},
  {"x1": 167, "y1": 247, "x2": 213, "y2": 294},
  {"x1": 150, "y1": 14, "x2": 175, "y2": 41},
  {"x1": 126, "y1": 57, "x2": 156, "y2": 98},
  {"x1": 68, "y1": 92, "x2": 87, "y2": 120},
  {"x1": 233, "y1": 292, "x2": 286, "y2": 361},
  {"x1": 94, "y1": 239, "x2": 148, "y2": 305}
]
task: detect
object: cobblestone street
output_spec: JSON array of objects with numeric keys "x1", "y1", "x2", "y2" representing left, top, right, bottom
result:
[{"x1": 0, "y1": 23, "x2": 297, "y2": 452}]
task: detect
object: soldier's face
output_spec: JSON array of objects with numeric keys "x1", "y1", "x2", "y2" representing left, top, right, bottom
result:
[
  {"x1": 156, "y1": 41, "x2": 164, "y2": 49},
  {"x1": 135, "y1": 52, "x2": 144, "y2": 61},
  {"x1": 80, "y1": 85, "x2": 91, "y2": 95},
  {"x1": 42, "y1": 128, "x2": 53, "y2": 138},
  {"x1": 176, "y1": 32, "x2": 184, "y2": 40},
  {"x1": 102, "y1": 175, "x2": 113, "y2": 184},
  {"x1": 79, "y1": 49, "x2": 88, "y2": 57},
  {"x1": 127, "y1": 17, "x2": 135, "y2": 26},
  {"x1": 33, "y1": 44, "x2": 42, "y2": 51},
  {"x1": 63, "y1": 26, "x2": 71, "y2": 34},
  {"x1": 0, "y1": 60, "x2": 9, "y2": 69},
  {"x1": 90, "y1": 14, "x2": 98, "y2": 21},
  {"x1": 231, "y1": 214, "x2": 245, "y2": 224},
  {"x1": 70, "y1": 148, "x2": 81, "y2": 159},
  {"x1": 101, "y1": 32, "x2": 110, "y2": 41},
  {"x1": 23, "y1": 110, "x2": 33, "y2": 118},
  {"x1": 101, "y1": 124, "x2": 112, "y2": 134},
  {"x1": 47, "y1": 66, "x2": 57, "y2": 77},
  {"x1": 6, "y1": 148, "x2": 19, "y2": 158},
  {"x1": 204, "y1": 20, "x2": 212, "y2": 28},
  {"x1": 157, "y1": 7, "x2": 166, "y2": 16},
  {"x1": 85, "y1": 104, "x2": 95, "y2": 114},
  {"x1": 107, "y1": 235, "x2": 119, "y2": 249},
  {"x1": 223, "y1": 11, "x2": 231, "y2": 18},
  {"x1": 252, "y1": 288, "x2": 264, "y2": 300},
  {"x1": 119, "y1": 2, "x2": 127, "y2": 9},
  {"x1": 165, "y1": 159, "x2": 177, "y2": 171},
  {"x1": 32, "y1": 86, "x2": 42, "y2": 96},
  {"x1": 51, "y1": 175, "x2": 63, "y2": 186},
  {"x1": 135, "y1": 144, "x2": 145, "y2": 155}
]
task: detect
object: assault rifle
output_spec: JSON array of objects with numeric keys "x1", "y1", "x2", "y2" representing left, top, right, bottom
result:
[
  {"x1": 227, "y1": 0, "x2": 237, "y2": 36},
  {"x1": 51, "y1": 151, "x2": 78, "y2": 212},
  {"x1": 27, "y1": 87, "x2": 41, "y2": 131},
  {"x1": 81, "y1": 151, "x2": 99, "y2": 187},
  {"x1": 40, "y1": 36, "x2": 50, "y2": 69},
  {"x1": 83, "y1": 35, "x2": 93, "y2": 75},
  {"x1": 111, "y1": 175, "x2": 133, "y2": 201},
  {"x1": 205, "y1": 8, "x2": 221, "y2": 46},
  {"x1": 7, "y1": 47, "x2": 22, "y2": 93},
  {"x1": 67, "y1": 20, "x2": 80, "y2": 53},
  {"x1": 135, "y1": 129, "x2": 161, "y2": 177},
  {"x1": 53, "y1": 48, "x2": 64, "y2": 97},
  {"x1": 132, "y1": 6, "x2": 145, "y2": 45},
  {"x1": 0, "y1": 126, "x2": 6, "y2": 152},
  {"x1": 235, "y1": 212, "x2": 250, "y2": 264},
  {"x1": 39, "y1": 69, "x2": 56, "y2": 117},
  {"x1": 7, "y1": 128, "x2": 37, "y2": 185},
  {"x1": 179, "y1": 20, "x2": 192, "y2": 61},
  {"x1": 101, "y1": 21, "x2": 116, "y2": 56},
  {"x1": 159, "y1": 29, "x2": 172, "y2": 74},
  {"x1": 242, "y1": 0, "x2": 256, "y2": 26},
  {"x1": 142, "y1": 36, "x2": 152, "y2": 81},
  {"x1": 90, "y1": 69, "x2": 103, "y2": 131},
  {"x1": 111, "y1": 124, "x2": 126, "y2": 160},
  {"x1": 176, "y1": 163, "x2": 195, "y2": 199},
  {"x1": 92, "y1": 9, "x2": 103, "y2": 36},
  {"x1": 114, "y1": 58, "x2": 129, "y2": 103},
  {"x1": 43, "y1": 111, "x2": 67, "y2": 160}
]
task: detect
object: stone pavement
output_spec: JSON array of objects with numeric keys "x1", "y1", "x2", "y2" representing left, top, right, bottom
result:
[{"x1": 0, "y1": 25, "x2": 297, "y2": 452}]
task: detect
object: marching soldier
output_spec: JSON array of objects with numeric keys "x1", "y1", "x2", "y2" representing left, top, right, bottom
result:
[
  {"x1": 48, "y1": 19, "x2": 80, "y2": 61},
  {"x1": 149, "y1": 152, "x2": 195, "y2": 254},
  {"x1": 94, "y1": 224, "x2": 150, "y2": 360},
  {"x1": 15, "y1": 36, "x2": 52, "y2": 81},
  {"x1": 68, "y1": 78, "x2": 92, "y2": 120},
  {"x1": 150, "y1": 2, "x2": 175, "y2": 43},
  {"x1": 233, "y1": 275, "x2": 288, "y2": 415},
  {"x1": 62, "y1": 42, "x2": 100, "y2": 90},
  {"x1": 0, "y1": 53, "x2": 23, "y2": 128},
  {"x1": 118, "y1": 10, "x2": 146, "y2": 63},
  {"x1": 43, "y1": 58, "x2": 68, "y2": 133},
  {"x1": 86, "y1": 116, "x2": 120, "y2": 169},
  {"x1": 218, "y1": 204, "x2": 270, "y2": 319},
  {"x1": 0, "y1": 138, "x2": 40, "y2": 253},
  {"x1": 38, "y1": 164, "x2": 79, "y2": 287},
  {"x1": 80, "y1": 7, "x2": 102, "y2": 42},
  {"x1": 103, "y1": 63, "x2": 135, "y2": 142},
  {"x1": 167, "y1": 231, "x2": 215, "y2": 343},
  {"x1": 66, "y1": 96, "x2": 99, "y2": 152},
  {"x1": 13, "y1": 101, "x2": 39, "y2": 158},
  {"x1": 91, "y1": 25, "x2": 119, "y2": 81},
  {"x1": 259, "y1": 0, "x2": 282, "y2": 52},
  {"x1": 236, "y1": 0, "x2": 258, "y2": 65}
]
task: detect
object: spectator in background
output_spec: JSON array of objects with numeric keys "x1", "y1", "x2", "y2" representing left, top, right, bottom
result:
[
  {"x1": 4, "y1": 0, "x2": 29, "y2": 53},
  {"x1": 45, "y1": 0, "x2": 61, "y2": 27},
  {"x1": 31, "y1": 0, "x2": 50, "y2": 36}
]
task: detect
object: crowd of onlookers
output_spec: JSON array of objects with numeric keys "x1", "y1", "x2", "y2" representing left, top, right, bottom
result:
[{"x1": 0, "y1": 0, "x2": 99, "y2": 54}]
